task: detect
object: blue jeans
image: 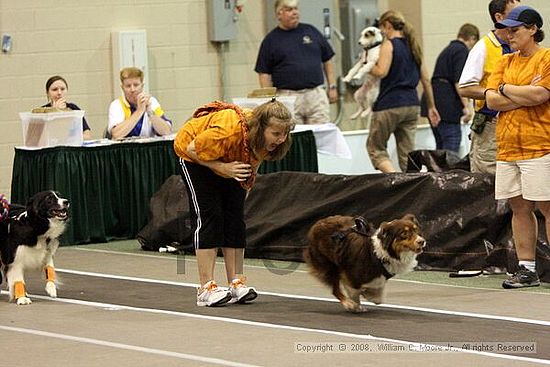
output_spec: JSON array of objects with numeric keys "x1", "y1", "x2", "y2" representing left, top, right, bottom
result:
[{"x1": 431, "y1": 120, "x2": 461, "y2": 153}]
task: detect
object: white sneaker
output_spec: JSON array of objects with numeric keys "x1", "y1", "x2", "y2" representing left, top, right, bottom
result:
[
  {"x1": 196, "y1": 280, "x2": 231, "y2": 307},
  {"x1": 227, "y1": 278, "x2": 258, "y2": 304}
]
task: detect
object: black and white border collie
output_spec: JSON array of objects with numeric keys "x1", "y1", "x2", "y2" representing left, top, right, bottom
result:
[
  {"x1": 0, "y1": 191, "x2": 69, "y2": 305},
  {"x1": 304, "y1": 214, "x2": 425, "y2": 312}
]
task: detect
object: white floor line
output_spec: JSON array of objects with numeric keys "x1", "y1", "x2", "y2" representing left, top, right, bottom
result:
[
  {"x1": 56, "y1": 268, "x2": 550, "y2": 327},
  {"x1": 69, "y1": 247, "x2": 308, "y2": 272},
  {"x1": 0, "y1": 324, "x2": 259, "y2": 367},
  {"x1": 71, "y1": 247, "x2": 180, "y2": 260},
  {"x1": 391, "y1": 277, "x2": 550, "y2": 293},
  {"x1": 59, "y1": 267, "x2": 199, "y2": 287},
  {"x1": 1, "y1": 292, "x2": 549, "y2": 366},
  {"x1": 68, "y1": 247, "x2": 550, "y2": 293}
]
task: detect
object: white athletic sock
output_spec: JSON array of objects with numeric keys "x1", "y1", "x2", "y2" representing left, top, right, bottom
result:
[{"x1": 518, "y1": 260, "x2": 536, "y2": 273}]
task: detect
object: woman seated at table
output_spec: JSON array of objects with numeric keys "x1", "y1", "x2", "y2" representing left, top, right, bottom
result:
[
  {"x1": 107, "y1": 67, "x2": 172, "y2": 139},
  {"x1": 42, "y1": 75, "x2": 92, "y2": 140}
]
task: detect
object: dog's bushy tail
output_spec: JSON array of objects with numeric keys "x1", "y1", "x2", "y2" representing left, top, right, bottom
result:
[
  {"x1": 304, "y1": 216, "x2": 357, "y2": 286},
  {"x1": 307, "y1": 216, "x2": 361, "y2": 261},
  {"x1": 303, "y1": 244, "x2": 341, "y2": 289}
]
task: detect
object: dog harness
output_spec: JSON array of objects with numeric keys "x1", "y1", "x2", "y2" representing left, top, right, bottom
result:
[
  {"x1": 331, "y1": 216, "x2": 371, "y2": 241},
  {"x1": 331, "y1": 216, "x2": 395, "y2": 279}
]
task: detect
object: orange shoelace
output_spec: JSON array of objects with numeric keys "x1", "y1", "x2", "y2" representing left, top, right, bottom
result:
[
  {"x1": 230, "y1": 277, "x2": 247, "y2": 289},
  {"x1": 198, "y1": 281, "x2": 219, "y2": 294}
]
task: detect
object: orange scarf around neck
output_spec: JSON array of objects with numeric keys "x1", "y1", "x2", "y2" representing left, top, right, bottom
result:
[{"x1": 192, "y1": 101, "x2": 255, "y2": 190}]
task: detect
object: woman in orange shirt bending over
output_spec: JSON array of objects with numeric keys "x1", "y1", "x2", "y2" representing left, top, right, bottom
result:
[{"x1": 174, "y1": 99, "x2": 294, "y2": 306}]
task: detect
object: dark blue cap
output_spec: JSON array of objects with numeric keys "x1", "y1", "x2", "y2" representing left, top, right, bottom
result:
[{"x1": 495, "y1": 6, "x2": 543, "y2": 29}]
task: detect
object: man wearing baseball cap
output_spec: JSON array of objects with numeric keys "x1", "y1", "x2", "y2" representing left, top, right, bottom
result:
[
  {"x1": 494, "y1": 5, "x2": 543, "y2": 29},
  {"x1": 458, "y1": 0, "x2": 521, "y2": 175},
  {"x1": 485, "y1": 5, "x2": 549, "y2": 289}
]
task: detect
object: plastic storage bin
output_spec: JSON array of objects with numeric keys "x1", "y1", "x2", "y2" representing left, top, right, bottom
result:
[{"x1": 19, "y1": 110, "x2": 84, "y2": 148}]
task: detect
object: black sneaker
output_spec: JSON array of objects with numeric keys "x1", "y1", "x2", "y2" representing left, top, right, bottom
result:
[{"x1": 502, "y1": 266, "x2": 540, "y2": 289}]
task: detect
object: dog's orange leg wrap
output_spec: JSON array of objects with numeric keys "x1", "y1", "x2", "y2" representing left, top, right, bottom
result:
[
  {"x1": 14, "y1": 281, "x2": 26, "y2": 299},
  {"x1": 44, "y1": 266, "x2": 56, "y2": 282}
]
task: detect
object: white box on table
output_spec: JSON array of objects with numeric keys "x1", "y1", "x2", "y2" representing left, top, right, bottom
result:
[{"x1": 19, "y1": 110, "x2": 84, "y2": 148}]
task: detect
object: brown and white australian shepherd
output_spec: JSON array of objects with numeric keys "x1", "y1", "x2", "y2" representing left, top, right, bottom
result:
[
  {"x1": 0, "y1": 191, "x2": 69, "y2": 305},
  {"x1": 304, "y1": 214, "x2": 425, "y2": 312}
]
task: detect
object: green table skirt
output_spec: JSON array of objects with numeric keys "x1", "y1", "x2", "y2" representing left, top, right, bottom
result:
[{"x1": 11, "y1": 131, "x2": 317, "y2": 245}]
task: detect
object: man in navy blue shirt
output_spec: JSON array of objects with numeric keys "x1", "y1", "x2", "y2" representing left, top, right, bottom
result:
[
  {"x1": 255, "y1": 0, "x2": 337, "y2": 124},
  {"x1": 427, "y1": 23, "x2": 480, "y2": 153}
]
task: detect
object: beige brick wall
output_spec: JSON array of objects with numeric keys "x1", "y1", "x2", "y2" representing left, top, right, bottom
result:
[
  {"x1": 0, "y1": 0, "x2": 266, "y2": 199},
  {"x1": 1, "y1": 0, "x2": 549, "y2": 199},
  {"x1": 339, "y1": 0, "x2": 550, "y2": 131},
  {"x1": 421, "y1": 0, "x2": 550, "y2": 73}
]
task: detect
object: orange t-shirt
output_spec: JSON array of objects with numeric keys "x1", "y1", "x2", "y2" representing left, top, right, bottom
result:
[
  {"x1": 173, "y1": 108, "x2": 260, "y2": 177},
  {"x1": 486, "y1": 48, "x2": 550, "y2": 161}
]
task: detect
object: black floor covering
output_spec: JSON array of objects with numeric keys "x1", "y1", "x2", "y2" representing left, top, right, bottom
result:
[{"x1": 24, "y1": 271, "x2": 549, "y2": 361}]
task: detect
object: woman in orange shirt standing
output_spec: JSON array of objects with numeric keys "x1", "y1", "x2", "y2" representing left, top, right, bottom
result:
[
  {"x1": 174, "y1": 99, "x2": 294, "y2": 306},
  {"x1": 486, "y1": 6, "x2": 550, "y2": 289}
]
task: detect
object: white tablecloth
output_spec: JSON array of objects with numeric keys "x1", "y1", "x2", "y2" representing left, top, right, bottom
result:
[
  {"x1": 232, "y1": 97, "x2": 351, "y2": 159},
  {"x1": 48, "y1": 123, "x2": 352, "y2": 160},
  {"x1": 293, "y1": 123, "x2": 352, "y2": 159}
]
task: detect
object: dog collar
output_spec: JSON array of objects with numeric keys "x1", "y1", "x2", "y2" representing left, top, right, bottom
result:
[
  {"x1": 365, "y1": 41, "x2": 382, "y2": 50},
  {"x1": 380, "y1": 259, "x2": 395, "y2": 279}
]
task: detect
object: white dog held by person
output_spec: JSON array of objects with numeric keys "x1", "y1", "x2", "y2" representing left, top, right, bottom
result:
[{"x1": 342, "y1": 26, "x2": 384, "y2": 119}]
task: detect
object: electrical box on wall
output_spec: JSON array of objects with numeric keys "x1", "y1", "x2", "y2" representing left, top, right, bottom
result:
[
  {"x1": 340, "y1": 0, "x2": 379, "y2": 79},
  {"x1": 207, "y1": 0, "x2": 238, "y2": 42},
  {"x1": 111, "y1": 30, "x2": 149, "y2": 98}
]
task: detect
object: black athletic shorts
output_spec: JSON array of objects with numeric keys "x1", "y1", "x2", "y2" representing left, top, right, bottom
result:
[{"x1": 178, "y1": 159, "x2": 247, "y2": 250}]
